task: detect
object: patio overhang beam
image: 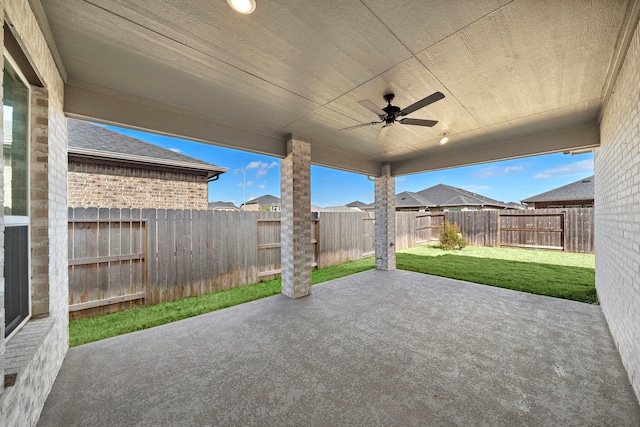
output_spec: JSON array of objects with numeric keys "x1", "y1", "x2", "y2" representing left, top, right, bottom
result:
[
  {"x1": 392, "y1": 122, "x2": 600, "y2": 176},
  {"x1": 64, "y1": 81, "x2": 599, "y2": 180}
]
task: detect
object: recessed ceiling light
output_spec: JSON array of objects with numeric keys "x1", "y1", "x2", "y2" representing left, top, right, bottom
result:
[
  {"x1": 227, "y1": 0, "x2": 256, "y2": 14},
  {"x1": 439, "y1": 133, "x2": 449, "y2": 145}
]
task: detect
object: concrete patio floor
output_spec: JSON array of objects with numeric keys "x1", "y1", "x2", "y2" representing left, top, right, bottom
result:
[{"x1": 38, "y1": 269, "x2": 640, "y2": 426}]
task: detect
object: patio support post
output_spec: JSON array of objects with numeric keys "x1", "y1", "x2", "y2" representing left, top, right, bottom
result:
[
  {"x1": 280, "y1": 135, "x2": 312, "y2": 298},
  {"x1": 375, "y1": 163, "x2": 396, "y2": 270}
]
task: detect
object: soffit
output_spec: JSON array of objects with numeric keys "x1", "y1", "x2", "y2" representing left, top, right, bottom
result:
[{"x1": 36, "y1": 0, "x2": 636, "y2": 176}]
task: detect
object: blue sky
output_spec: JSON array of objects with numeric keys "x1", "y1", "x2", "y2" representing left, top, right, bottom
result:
[{"x1": 105, "y1": 125, "x2": 594, "y2": 207}]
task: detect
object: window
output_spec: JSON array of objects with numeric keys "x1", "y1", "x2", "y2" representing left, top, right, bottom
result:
[{"x1": 3, "y1": 53, "x2": 30, "y2": 338}]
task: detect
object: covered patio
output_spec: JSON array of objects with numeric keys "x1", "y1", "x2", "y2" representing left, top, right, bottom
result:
[
  {"x1": 38, "y1": 270, "x2": 640, "y2": 426},
  {"x1": 1, "y1": 1, "x2": 640, "y2": 423}
]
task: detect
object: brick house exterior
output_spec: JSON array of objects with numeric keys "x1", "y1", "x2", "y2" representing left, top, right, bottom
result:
[
  {"x1": 1, "y1": 2, "x2": 70, "y2": 424},
  {"x1": 595, "y1": 19, "x2": 640, "y2": 401},
  {"x1": 67, "y1": 119, "x2": 227, "y2": 210},
  {"x1": 522, "y1": 176, "x2": 594, "y2": 209},
  {"x1": 241, "y1": 194, "x2": 281, "y2": 211}
]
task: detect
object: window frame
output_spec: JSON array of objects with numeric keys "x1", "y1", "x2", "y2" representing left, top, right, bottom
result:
[{"x1": 3, "y1": 49, "x2": 32, "y2": 342}]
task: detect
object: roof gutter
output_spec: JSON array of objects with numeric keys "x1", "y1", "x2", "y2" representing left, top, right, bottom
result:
[{"x1": 69, "y1": 147, "x2": 228, "y2": 179}]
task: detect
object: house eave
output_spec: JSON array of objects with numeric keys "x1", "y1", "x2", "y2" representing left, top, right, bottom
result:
[{"x1": 68, "y1": 147, "x2": 228, "y2": 179}]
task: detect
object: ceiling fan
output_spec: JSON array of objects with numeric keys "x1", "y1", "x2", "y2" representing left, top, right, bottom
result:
[{"x1": 340, "y1": 91, "x2": 445, "y2": 140}]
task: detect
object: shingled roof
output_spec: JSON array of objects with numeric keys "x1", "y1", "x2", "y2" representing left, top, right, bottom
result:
[
  {"x1": 244, "y1": 194, "x2": 281, "y2": 206},
  {"x1": 346, "y1": 200, "x2": 369, "y2": 209},
  {"x1": 396, "y1": 191, "x2": 433, "y2": 209},
  {"x1": 68, "y1": 119, "x2": 227, "y2": 179},
  {"x1": 521, "y1": 176, "x2": 594, "y2": 203},
  {"x1": 417, "y1": 184, "x2": 508, "y2": 208},
  {"x1": 208, "y1": 201, "x2": 238, "y2": 210}
]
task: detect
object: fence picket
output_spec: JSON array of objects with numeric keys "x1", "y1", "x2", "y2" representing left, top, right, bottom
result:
[{"x1": 68, "y1": 207, "x2": 594, "y2": 318}]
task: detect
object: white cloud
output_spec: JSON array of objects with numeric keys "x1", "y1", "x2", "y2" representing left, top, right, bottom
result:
[
  {"x1": 504, "y1": 165, "x2": 523, "y2": 174},
  {"x1": 169, "y1": 148, "x2": 181, "y2": 153},
  {"x1": 258, "y1": 181, "x2": 267, "y2": 189},
  {"x1": 246, "y1": 160, "x2": 279, "y2": 177},
  {"x1": 395, "y1": 177, "x2": 406, "y2": 183},
  {"x1": 246, "y1": 181, "x2": 253, "y2": 186},
  {"x1": 245, "y1": 161, "x2": 262, "y2": 170},
  {"x1": 534, "y1": 159, "x2": 593, "y2": 179}
]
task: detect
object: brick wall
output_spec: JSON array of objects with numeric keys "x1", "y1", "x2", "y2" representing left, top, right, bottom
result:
[
  {"x1": 1, "y1": 0, "x2": 69, "y2": 425},
  {"x1": 0, "y1": 3, "x2": 5, "y2": 404},
  {"x1": 596, "y1": 18, "x2": 640, "y2": 402},
  {"x1": 530, "y1": 199, "x2": 594, "y2": 209},
  {"x1": 68, "y1": 160, "x2": 209, "y2": 210},
  {"x1": 280, "y1": 137, "x2": 312, "y2": 299},
  {"x1": 30, "y1": 87, "x2": 50, "y2": 317},
  {"x1": 375, "y1": 163, "x2": 396, "y2": 271}
]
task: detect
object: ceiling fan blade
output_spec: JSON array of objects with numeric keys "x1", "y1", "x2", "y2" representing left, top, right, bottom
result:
[
  {"x1": 399, "y1": 118, "x2": 438, "y2": 127},
  {"x1": 400, "y1": 92, "x2": 445, "y2": 116},
  {"x1": 377, "y1": 123, "x2": 391, "y2": 140},
  {"x1": 358, "y1": 100, "x2": 387, "y2": 119},
  {"x1": 339, "y1": 121, "x2": 382, "y2": 131}
]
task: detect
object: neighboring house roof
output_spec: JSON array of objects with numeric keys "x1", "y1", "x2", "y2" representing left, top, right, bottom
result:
[
  {"x1": 244, "y1": 194, "x2": 281, "y2": 206},
  {"x1": 396, "y1": 191, "x2": 433, "y2": 209},
  {"x1": 67, "y1": 119, "x2": 227, "y2": 179},
  {"x1": 505, "y1": 202, "x2": 527, "y2": 210},
  {"x1": 249, "y1": 185, "x2": 506, "y2": 212},
  {"x1": 208, "y1": 201, "x2": 238, "y2": 210},
  {"x1": 416, "y1": 184, "x2": 508, "y2": 208},
  {"x1": 346, "y1": 200, "x2": 369, "y2": 208},
  {"x1": 521, "y1": 176, "x2": 595, "y2": 203},
  {"x1": 314, "y1": 205, "x2": 363, "y2": 212}
]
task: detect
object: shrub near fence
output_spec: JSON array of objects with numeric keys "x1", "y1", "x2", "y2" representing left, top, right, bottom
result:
[{"x1": 68, "y1": 207, "x2": 593, "y2": 318}]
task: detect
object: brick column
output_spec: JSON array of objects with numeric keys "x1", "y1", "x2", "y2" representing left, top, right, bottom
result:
[
  {"x1": 280, "y1": 136, "x2": 312, "y2": 298},
  {"x1": 375, "y1": 163, "x2": 396, "y2": 270},
  {"x1": 0, "y1": 5, "x2": 5, "y2": 392},
  {"x1": 30, "y1": 87, "x2": 50, "y2": 316}
]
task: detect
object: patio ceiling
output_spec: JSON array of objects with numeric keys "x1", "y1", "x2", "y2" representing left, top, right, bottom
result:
[{"x1": 32, "y1": 0, "x2": 639, "y2": 176}]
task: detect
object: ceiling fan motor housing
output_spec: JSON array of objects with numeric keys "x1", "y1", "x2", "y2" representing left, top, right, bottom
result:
[{"x1": 382, "y1": 93, "x2": 401, "y2": 123}]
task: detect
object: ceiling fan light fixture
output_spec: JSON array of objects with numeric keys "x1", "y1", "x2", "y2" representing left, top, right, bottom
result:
[
  {"x1": 227, "y1": 0, "x2": 256, "y2": 14},
  {"x1": 439, "y1": 133, "x2": 449, "y2": 145}
]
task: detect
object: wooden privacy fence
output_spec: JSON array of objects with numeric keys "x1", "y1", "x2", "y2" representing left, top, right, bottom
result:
[
  {"x1": 68, "y1": 209, "x2": 380, "y2": 318},
  {"x1": 499, "y1": 211, "x2": 564, "y2": 250},
  {"x1": 256, "y1": 217, "x2": 319, "y2": 278},
  {"x1": 68, "y1": 207, "x2": 593, "y2": 318},
  {"x1": 68, "y1": 208, "x2": 147, "y2": 319},
  {"x1": 443, "y1": 208, "x2": 594, "y2": 253}
]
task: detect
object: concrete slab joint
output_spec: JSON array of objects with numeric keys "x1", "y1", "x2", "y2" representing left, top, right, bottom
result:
[
  {"x1": 375, "y1": 163, "x2": 396, "y2": 271},
  {"x1": 280, "y1": 136, "x2": 312, "y2": 299}
]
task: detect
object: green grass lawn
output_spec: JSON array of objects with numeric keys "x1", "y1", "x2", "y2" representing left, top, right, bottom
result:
[
  {"x1": 69, "y1": 257, "x2": 374, "y2": 347},
  {"x1": 397, "y1": 245, "x2": 596, "y2": 304},
  {"x1": 69, "y1": 245, "x2": 595, "y2": 347}
]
